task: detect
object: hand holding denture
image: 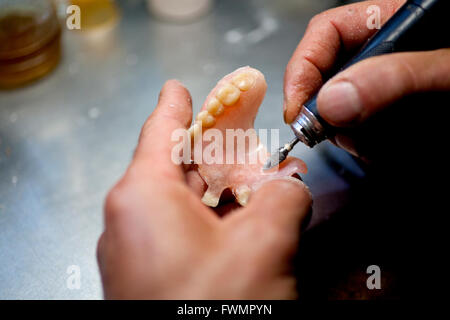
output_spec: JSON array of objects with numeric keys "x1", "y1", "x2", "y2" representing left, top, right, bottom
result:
[{"x1": 97, "y1": 79, "x2": 312, "y2": 299}]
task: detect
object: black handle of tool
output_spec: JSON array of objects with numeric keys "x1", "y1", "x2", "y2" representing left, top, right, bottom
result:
[{"x1": 303, "y1": 0, "x2": 446, "y2": 135}]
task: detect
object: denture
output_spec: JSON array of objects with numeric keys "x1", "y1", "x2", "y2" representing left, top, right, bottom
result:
[{"x1": 188, "y1": 66, "x2": 307, "y2": 207}]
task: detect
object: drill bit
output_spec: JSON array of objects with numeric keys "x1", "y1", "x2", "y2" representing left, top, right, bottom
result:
[{"x1": 263, "y1": 137, "x2": 300, "y2": 170}]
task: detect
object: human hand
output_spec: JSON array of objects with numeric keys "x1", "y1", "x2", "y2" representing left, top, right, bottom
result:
[
  {"x1": 97, "y1": 80, "x2": 312, "y2": 299},
  {"x1": 284, "y1": 0, "x2": 450, "y2": 155}
]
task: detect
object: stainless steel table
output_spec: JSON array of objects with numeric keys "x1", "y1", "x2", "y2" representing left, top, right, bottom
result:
[{"x1": 0, "y1": 0, "x2": 364, "y2": 299}]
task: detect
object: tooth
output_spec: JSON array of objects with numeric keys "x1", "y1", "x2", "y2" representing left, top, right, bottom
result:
[
  {"x1": 202, "y1": 190, "x2": 220, "y2": 207},
  {"x1": 235, "y1": 185, "x2": 251, "y2": 206},
  {"x1": 202, "y1": 114, "x2": 216, "y2": 128},
  {"x1": 188, "y1": 122, "x2": 202, "y2": 138},
  {"x1": 206, "y1": 98, "x2": 225, "y2": 116},
  {"x1": 232, "y1": 72, "x2": 255, "y2": 91},
  {"x1": 197, "y1": 110, "x2": 209, "y2": 120},
  {"x1": 216, "y1": 84, "x2": 240, "y2": 106},
  {"x1": 196, "y1": 111, "x2": 215, "y2": 128}
]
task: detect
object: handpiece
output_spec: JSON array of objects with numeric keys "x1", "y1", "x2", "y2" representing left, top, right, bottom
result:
[{"x1": 264, "y1": 0, "x2": 445, "y2": 170}]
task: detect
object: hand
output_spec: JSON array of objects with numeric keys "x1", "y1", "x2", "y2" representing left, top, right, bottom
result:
[
  {"x1": 97, "y1": 80, "x2": 312, "y2": 299},
  {"x1": 284, "y1": 0, "x2": 450, "y2": 155}
]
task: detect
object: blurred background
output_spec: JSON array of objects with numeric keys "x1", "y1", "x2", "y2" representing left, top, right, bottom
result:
[{"x1": 1, "y1": 0, "x2": 403, "y2": 300}]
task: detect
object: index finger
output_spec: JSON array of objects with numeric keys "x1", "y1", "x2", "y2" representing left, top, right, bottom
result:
[
  {"x1": 128, "y1": 79, "x2": 193, "y2": 182},
  {"x1": 283, "y1": 0, "x2": 406, "y2": 124}
]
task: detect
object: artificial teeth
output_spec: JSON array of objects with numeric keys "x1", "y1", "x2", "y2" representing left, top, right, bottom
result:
[
  {"x1": 206, "y1": 98, "x2": 225, "y2": 116},
  {"x1": 235, "y1": 185, "x2": 251, "y2": 206},
  {"x1": 232, "y1": 72, "x2": 255, "y2": 91},
  {"x1": 196, "y1": 111, "x2": 216, "y2": 128},
  {"x1": 188, "y1": 122, "x2": 202, "y2": 138},
  {"x1": 216, "y1": 83, "x2": 240, "y2": 106},
  {"x1": 201, "y1": 191, "x2": 220, "y2": 207}
]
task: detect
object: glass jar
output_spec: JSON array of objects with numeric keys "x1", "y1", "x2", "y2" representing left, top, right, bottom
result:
[
  {"x1": 0, "y1": 0, "x2": 61, "y2": 89},
  {"x1": 147, "y1": 0, "x2": 212, "y2": 22},
  {"x1": 69, "y1": 0, "x2": 119, "y2": 32}
]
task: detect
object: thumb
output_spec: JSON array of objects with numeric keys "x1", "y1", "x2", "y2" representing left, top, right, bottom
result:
[
  {"x1": 244, "y1": 178, "x2": 312, "y2": 234},
  {"x1": 317, "y1": 49, "x2": 450, "y2": 127}
]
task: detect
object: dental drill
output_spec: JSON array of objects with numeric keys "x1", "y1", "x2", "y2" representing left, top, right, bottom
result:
[{"x1": 264, "y1": 0, "x2": 446, "y2": 169}]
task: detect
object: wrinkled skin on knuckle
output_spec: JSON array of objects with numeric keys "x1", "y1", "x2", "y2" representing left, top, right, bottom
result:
[
  {"x1": 286, "y1": 58, "x2": 322, "y2": 92},
  {"x1": 307, "y1": 11, "x2": 326, "y2": 29},
  {"x1": 307, "y1": 7, "x2": 336, "y2": 28}
]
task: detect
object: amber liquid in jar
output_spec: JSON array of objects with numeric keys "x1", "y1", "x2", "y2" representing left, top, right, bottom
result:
[
  {"x1": 0, "y1": 4, "x2": 61, "y2": 89},
  {"x1": 69, "y1": 0, "x2": 119, "y2": 31}
]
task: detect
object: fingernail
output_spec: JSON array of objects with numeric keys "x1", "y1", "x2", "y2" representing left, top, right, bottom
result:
[
  {"x1": 275, "y1": 178, "x2": 313, "y2": 204},
  {"x1": 282, "y1": 176, "x2": 309, "y2": 191},
  {"x1": 259, "y1": 177, "x2": 308, "y2": 193},
  {"x1": 318, "y1": 81, "x2": 362, "y2": 125}
]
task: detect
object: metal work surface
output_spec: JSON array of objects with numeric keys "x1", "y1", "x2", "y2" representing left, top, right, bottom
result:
[{"x1": 0, "y1": 0, "x2": 363, "y2": 299}]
